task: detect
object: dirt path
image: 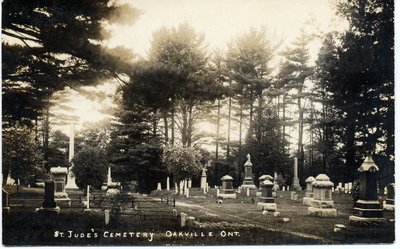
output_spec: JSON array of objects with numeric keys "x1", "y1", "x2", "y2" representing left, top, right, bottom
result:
[{"x1": 175, "y1": 201, "x2": 334, "y2": 243}]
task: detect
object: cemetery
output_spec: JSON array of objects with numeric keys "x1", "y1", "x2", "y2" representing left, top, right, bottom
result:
[
  {"x1": 2, "y1": 151, "x2": 395, "y2": 245},
  {"x1": 1, "y1": 0, "x2": 395, "y2": 246}
]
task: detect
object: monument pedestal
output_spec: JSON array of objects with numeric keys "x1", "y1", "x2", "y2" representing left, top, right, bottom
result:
[
  {"x1": 307, "y1": 174, "x2": 337, "y2": 217},
  {"x1": 241, "y1": 154, "x2": 257, "y2": 190},
  {"x1": 292, "y1": 177, "x2": 301, "y2": 191},
  {"x1": 303, "y1": 197, "x2": 313, "y2": 206},
  {"x1": 36, "y1": 181, "x2": 60, "y2": 214},
  {"x1": 349, "y1": 154, "x2": 385, "y2": 225},
  {"x1": 219, "y1": 175, "x2": 236, "y2": 199}
]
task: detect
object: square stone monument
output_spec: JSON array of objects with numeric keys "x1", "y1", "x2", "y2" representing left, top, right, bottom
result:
[
  {"x1": 303, "y1": 176, "x2": 316, "y2": 206},
  {"x1": 36, "y1": 180, "x2": 60, "y2": 214},
  {"x1": 218, "y1": 175, "x2": 236, "y2": 199},
  {"x1": 257, "y1": 179, "x2": 277, "y2": 211},
  {"x1": 50, "y1": 166, "x2": 71, "y2": 205},
  {"x1": 349, "y1": 154, "x2": 385, "y2": 224},
  {"x1": 240, "y1": 154, "x2": 257, "y2": 190},
  {"x1": 308, "y1": 174, "x2": 337, "y2": 217}
]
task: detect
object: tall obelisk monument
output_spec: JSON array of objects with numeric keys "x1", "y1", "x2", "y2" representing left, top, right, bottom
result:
[{"x1": 65, "y1": 124, "x2": 79, "y2": 189}]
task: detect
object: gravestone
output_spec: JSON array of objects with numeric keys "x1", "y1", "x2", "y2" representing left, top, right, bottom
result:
[
  {"x1": 344, "y1": 183, "x2": 349, "y2": 193},
  {"x1": 384, "y1": 183, "x2": 395, "y2": 211},
  {"x1": 273, "y1": 172, "x2": 279, "y2": 191},
  {"x1": 349, "y1": 154, "x2": 385, "y2": 224},
  {"x1": 2, "y1": 189, "x2": 10, "y2": 214},
  {"x1": 106, "y1": 167, "x2": 121, "y2": 196},
  {"x1": 303, "y1": 176, "x2": 316, "y2": 206},
  {"x1": 36, "y1": 181, "x2": 60, "y2": 214},
  {"x1": 180, "y1": 213, "x2": 188, "y2": 227},
  {"x1": 50, "y1": 166, "x2": 71, "y2": 205},
  {"x1": 188, "y1": 179, "x2": 192, "y2": 188},
  {"x1": 292, "y1": 157, "x2": 301, "y2": 191},
  {"x1": 104, "y1": 209, "x2": 110, "y2": 225},
  {"x1": 157, "y1": 182, "x2": 161, "y2": 191},
  {"x1": 240, "y1": 154, "x2": 257, "y2": 189},
  {"x1": 166, "y1": 177, "x2": 170, "y2": 191},
  {"x1": 290, "y1": 191, "x2": 296, "y2": 200},
  {"x1": 219, "y1": 175, "x2": 236, "y2": 199},
  {"x1": 84, "y1": 185, "x2": 92, "y2": 212},
  {"x1": 308, "y1": 174, "x2": 337, "y2": 217},
  {"x1": 200, "y1": 168, "x2": 207, "y2": 190},
  {"x1": 257, "y1": 179, "x2": 277, "y2": 211},
  {"x1": 179, "y1": 181, "x2": 184, "y2": 195},
  {"x1": 65, "y1": 124, "x2": 79, "y2": 189}
]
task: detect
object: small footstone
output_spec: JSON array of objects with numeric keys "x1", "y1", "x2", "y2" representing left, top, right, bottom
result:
[
  {"x1": 262, "y1": 210, "x2": 268, "y2": 215},
  {"x1": 282, "y1": 218, "x2": 290, "y2": 222},
  {"x1": 334, "y1": 228, "x2": 341, "y2": 232},
  {"x1": 217, "y1": 200, "x2": 223, "y2": 204},
  {"x1": 274, "y1": 212, "x2": 280, "y2": 217}
]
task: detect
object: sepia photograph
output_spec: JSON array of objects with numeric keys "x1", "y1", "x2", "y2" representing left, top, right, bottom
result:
[{"x1": 1, "y1": 0, "x2": 395, "y2": 246}]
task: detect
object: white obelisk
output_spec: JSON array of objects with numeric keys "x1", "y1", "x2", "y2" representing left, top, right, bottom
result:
[{"x1": 66, "y1": 124, "x2": 79, "y2": 189}]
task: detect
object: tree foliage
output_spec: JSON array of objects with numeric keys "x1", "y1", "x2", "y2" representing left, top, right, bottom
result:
[
  {"x1": 315, "y1": 0, "x2": 394, "y2": 184},
  {"x1": 162, "y1": 145, "x2": 203, "y2": 183},
  {"x1": 2, "y1": 124, "x2": 45, "y2": 184},
  {"x1": 2, "y1": 0, "x2": 139, "y2": 126},
  {"x1": 72, "y1": 146, "x2": 108, "y2": 189}
]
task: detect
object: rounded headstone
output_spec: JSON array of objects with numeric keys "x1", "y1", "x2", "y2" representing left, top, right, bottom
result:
[
  {"x1": 314, "y1": 174, "x2": 334, "y2": 188},
  {"x1": 221, "y1": 175, "x2": 234, "y2": 181},
  {"x1": 305, "y1": 176, "x2": 316, "y2": 183}
]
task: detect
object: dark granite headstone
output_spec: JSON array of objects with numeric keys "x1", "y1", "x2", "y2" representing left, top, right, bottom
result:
[
  {"x1": 259, "y1": 180, "x2": 274, "y2": 203},
  {"x1": 386, "y1": 183, "x2": 395, "y2": 205},
  {"x1": 349, "y1": 154, "x2": 384, "y2": 223},
  {"x1": 43, "y1": 181, "x2": 57, "y2": 208}
]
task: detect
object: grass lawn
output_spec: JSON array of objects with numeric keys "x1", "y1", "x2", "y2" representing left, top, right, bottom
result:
[{"x1": 2, "y1": 186, "x2": 395, "y2": 245}]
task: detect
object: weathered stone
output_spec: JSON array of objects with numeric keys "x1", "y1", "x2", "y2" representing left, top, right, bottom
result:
[
  {"x1": 180, "y1": 213, "x2": 187, "y2": 227},
  {"x1": 273, "y1": 212, "x2": 280, "y2": 217},
  {"x1": 349, "y1": 154, "x2": 385, "y2": 225},
  {"x1": 292, "y1": 157, "x2": 301, "y2": 191},
  {"x1": 187, "y1": 216, "x2": 195, "y2": 227},
  {"x1": 36, "y1": 180, "x2": 60, "y2": 214},
  {"x1": 50, "y1": 166, "x2": 70, "y2": 205},
  {"x1": 241, "y1": 154, "x2": 257, "y2": 189},
  {"x1": 308, "y1": 207, "x2": 337, "y2": 217},
  {"x1": 308, "y1": 174, "x2": 337, "y2": 218}
]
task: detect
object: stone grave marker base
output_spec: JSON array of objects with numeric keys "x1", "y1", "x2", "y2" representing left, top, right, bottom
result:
[
  {"x1": 217, "y1": 193, "x2": 237, "y2": 199},
  {"x1": 257, "y1": 202, "x2": 277, "y2": 211},
  {"x1": 349, "y1": 215, "x2": 386, "y2": 225},
  {"x1": 308, "y1": 207, "x2": 337, "y2": 217},
  {"x1": 303, "y1": 197, "x2": 313, "y2": 206},
  {"x1": 241, "y1": 184, "x2": 257, "y2": 190},
  {"x1": 36, "y1": 206, "x2": 60, "y2": 214},
  {"x1": 383, "y1": 201, "x2": 395, "y2": 211}
]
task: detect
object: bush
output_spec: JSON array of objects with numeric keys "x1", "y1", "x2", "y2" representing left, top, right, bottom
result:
[{"x1": 72, "y1": 146, "x2": 108, "y2": 189}]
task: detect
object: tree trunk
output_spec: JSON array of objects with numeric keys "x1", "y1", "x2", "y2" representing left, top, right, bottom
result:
[
  {"x1": 163, "y1": 113, "x2": 169, "y2": 145},
  {"x1": 297, "y1": 95, "x2": 304, "y2": 182},
  {"x1": 227, "y1": 96, "x2": 232, "y2": 159},
  {"x1": 216, "y1": 99, "x2": 221, "y2": 160},
  {"x1": 187, "y1": 104, "x2": 194, "y2": 147},
  {"x1": 171, "y1": 104, "x2": 175, "y2": 145}
]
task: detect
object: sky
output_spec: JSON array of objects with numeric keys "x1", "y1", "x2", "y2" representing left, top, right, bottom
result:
[
  {"x1": 108, "y1": 0, "x2": 344, "y2": 57},
  {"x1": 51, "y1": 0, "x2": 347, "y2": 144}
]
